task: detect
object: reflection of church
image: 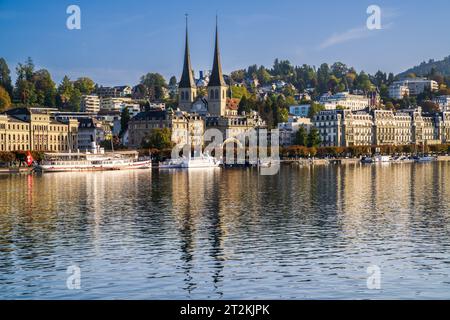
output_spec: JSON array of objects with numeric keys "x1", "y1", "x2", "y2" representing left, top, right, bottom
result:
[{"x1": 178, "y1": 16, "x2": 266, "y2": 139}]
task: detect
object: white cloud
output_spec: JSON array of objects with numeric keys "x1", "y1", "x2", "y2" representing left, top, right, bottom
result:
[{"x1": 318, "y1": 23, "x2": 393, "y2": 50}]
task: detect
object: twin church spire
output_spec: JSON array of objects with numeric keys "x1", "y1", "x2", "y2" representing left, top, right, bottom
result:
[{"x1": 178, "y1": 15, "x2": 227, "y2": 116}]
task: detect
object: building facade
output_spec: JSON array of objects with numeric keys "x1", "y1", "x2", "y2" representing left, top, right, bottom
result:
[
  {"x1": 80, "y1": 95, "x2": 101, "y2": 114},
  {"x1": 389, "y1": 78, "x2": 438, "y2": 97},
  {"x1": 128, "y1": 109, "x2": 204, "y2": 148},
  {"x1": 312, "y1": 108, "x2": 450, "y2": 147},
  {"x1": 1, "y1": 108, "x2": 78, "y2": 152}
]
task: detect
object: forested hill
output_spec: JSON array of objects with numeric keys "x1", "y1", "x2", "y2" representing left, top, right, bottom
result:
[{"x1": 398, "y1": 55, "x2": 450, "y2": 78}]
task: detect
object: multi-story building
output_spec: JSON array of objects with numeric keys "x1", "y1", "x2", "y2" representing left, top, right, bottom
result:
[
  {"x1": 434, "y1": 95, "x2": 450, "y2": 112},
  {"x1": 312, "y1": 108, "x2": 450, "y2": 147},
  {"x1": 128, "y1": 109, "x2": 204, "y2": 148},
  {"x1": 289, "y1": 104, "x2": 311, "y2": 118},
  {"x1": 318, "y1": 92, "x2": 371, "y2": 111},
  {"x1": 80, "y1": 95, "x2": 101, "y2": 114},
  {"x1": 77, "y1": 118, "x2": 106, "y2": 152},
  {"x1": 1, "y1": 108, "x2": 78, "y2": 152},
  {"x1": 278, "y1": 117, "x2": 312, "y2": 146},
  {"x1": 205, "y1": 112, "x2": 266, "y2": 141},
  {"x1": 388, "y1": 84, "x2": 410, "y2": 99},
  {"x1": 389, "y1": 78, "x2": 438, "y2": 97},
  {"x1": 311, "y1": 110, "x2": 344, "y2": 146},
  {"x1": 96, "y1": 85, "x2": 132, "y2": 98},
  {"x1": 343, "y1": 112, "x2": 374, "y2": 146}
]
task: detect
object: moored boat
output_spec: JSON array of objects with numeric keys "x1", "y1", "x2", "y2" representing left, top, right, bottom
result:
[
  {"x1": 34, "y1": 151, "x2": 152, "y2": 173},
  {"x1": 180, "y1": 154, "x2": 221, "y2": 168}
]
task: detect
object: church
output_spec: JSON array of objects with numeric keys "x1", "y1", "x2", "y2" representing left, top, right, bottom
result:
[{"x1": 177, "y1": 16, "x2": 266, "y2": 139}]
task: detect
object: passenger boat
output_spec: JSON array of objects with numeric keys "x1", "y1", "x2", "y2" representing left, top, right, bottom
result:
[
  {"x1": 180, "y1": 154, "x2": 221, "y2": 168},
  {"x1": 34, "y1": 151, "x2": 152, "y2": 173}
]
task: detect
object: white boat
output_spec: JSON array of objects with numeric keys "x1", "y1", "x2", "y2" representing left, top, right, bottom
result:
[
  {"x1": 180, "y1": 154, "x2": 221, "y2": 168},
  {"x1": 415, "y1": 155, "x2": 435, "y2": 163},
  {"x1": 374, "y1": 155, "x2": 391, "y2": 163},
  {"x1": 35, "y1": 151, "x2": 152, "y2": 173},
  {"x1": 159, "y1": 158, "x2": 183, "y2": 169}
]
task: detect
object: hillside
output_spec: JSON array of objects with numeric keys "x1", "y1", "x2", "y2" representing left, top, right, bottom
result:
[{"x1": 398, "y1": 55, "x2": 450, "y2": 78}]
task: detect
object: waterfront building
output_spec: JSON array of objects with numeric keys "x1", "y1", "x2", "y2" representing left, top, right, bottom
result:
[
  {"x1": 77, "y1": 118, "x2": 106, "y2": 152},
  {"x1": 80, "y1": 95, "x2": 101, "y2": 114},
  {"x1": 205, "y1": 112, "x2": 266, "y2": 141},
  {"x1": 1, "y1": 108, "x2": 78, "y2": 152},
  {"x1": 278, "y1": 117, "x2": 312, "y2": 146},
  {"x1": 312, "y1": 108, "x2": 450, "y2": 147},
  {"x1": 128, "y1": 109, "x2": 204, "y2": 148}
]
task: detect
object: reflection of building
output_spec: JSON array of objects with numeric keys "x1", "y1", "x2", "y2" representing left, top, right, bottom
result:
[
  {"x1": 1, "y1": 108, "x2": 78, "y2": 152},
  {"x1": 312, "y1": 108, "x2": 450, "y2": 147}
]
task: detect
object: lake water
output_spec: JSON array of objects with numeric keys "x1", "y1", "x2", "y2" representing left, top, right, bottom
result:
[{"x1": 1, "y1": 163, "x2": 450, "y2": 299}]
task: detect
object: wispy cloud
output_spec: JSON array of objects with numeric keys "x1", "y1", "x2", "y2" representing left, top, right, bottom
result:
[{"x1": 318, "y1": 23, "x2": 393, "y2": 50}]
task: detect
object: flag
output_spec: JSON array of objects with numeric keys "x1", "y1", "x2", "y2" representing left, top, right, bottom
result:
[{"x1": 26, "y1": 151, "x2": 34, "y2": 167}]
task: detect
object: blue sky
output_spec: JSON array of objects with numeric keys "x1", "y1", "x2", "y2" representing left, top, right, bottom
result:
[{"x1": 1, "y1": 0, "x2": 450, "y2": 86}]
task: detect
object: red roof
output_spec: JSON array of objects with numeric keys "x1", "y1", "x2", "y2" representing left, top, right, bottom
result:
[{"x1": 226, "y1": 98, "x2": 240, "y2": 110}]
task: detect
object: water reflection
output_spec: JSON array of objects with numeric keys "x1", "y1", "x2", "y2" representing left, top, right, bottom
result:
[{"x1": 1, "y1": 163, "x2": 450, "y2": 299}]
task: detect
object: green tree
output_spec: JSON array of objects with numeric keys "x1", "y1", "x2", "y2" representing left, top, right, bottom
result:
[
  {"x1": 140, "y1": 73, "x2": 168, "y2": 101},
  {"x1": 73, "y1": 77, "x2": 95, "y2": 95},
  {"x1": 231, "y1": 85, "x2": 249, "y2": 99},
  {"x1": 169, "y1": 76, "x2": 177, "y2": 86},
  {"x1": 0, "y1": 86, "x2": 12, "y2": 111},
  {"x1": 307, "y1": 128, "x2": 321, "y2": 147},
  {"x1": 33, "y1": 69, "x2": 56, "y2": 106},
  {"x1": 14, "y1": 57, "x2": 36, "y2": 104},
  {"x1": 308, "y1": 102, "x2": 325, "y2": 118},
  {"x1": 141, "y1": 128, "x2": 173, "y2": 150},
  {"x1": 120, "y1": 107, "x2": 131, "y2": 137},
  {"x1": 0, "y1": 58, "x2": 13, "y2": 96},
  {"x1": 256, "y1": 66, "x2": 271, "y2": 85},
  {"x1": 294, "y1": 126, "x2": 308, "y2": 146},
  {"x1": 68, "y1": 88, "x2": 82, "y2": 111}
]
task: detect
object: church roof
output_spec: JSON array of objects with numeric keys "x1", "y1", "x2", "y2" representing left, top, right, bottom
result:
[
  {"x1": 179, "y1": 16, "x2": 196, "y2": 89},
  {"x1": 208, "y1": 17, "x2": 226, "y2": 88}
]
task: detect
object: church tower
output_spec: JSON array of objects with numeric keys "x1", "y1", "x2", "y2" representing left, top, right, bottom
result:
[
  {"x1": 207, "y1": 16, "x2": 227, "y2": 117},
  {"x1": 178, "y1": 15, "x2": 197, "y2": 112}
]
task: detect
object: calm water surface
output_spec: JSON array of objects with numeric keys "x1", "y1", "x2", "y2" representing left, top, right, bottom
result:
[{"x1": 1, "y1": 163, "x2": 450, "y2": 299}]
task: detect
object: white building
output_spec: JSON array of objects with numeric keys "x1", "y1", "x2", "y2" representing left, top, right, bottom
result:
[
  {"x1": 390, "y1": 78, "x2": 438, "y2": 97},
  {"x1": 434, "y1": 95, "x2": 450, "y2": 112},
  {"x1": 278, "y1": 117, "x2": 312, "y2": 146},
  {"x1": 388, "y1": 84, "x2": 410, "y2": 99},
  {"x1": 289, "y1": 104, "x2": 311, "y2": 118},
  {"x1": 100, "y1": 97, "x2": 140, "y2": 113},
  {"x1": 318, "y1": 92, "x2": 370, "y2": 111},
  {"x1": 80, "y1": 95, "x2": 101, "y2": 114}
]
